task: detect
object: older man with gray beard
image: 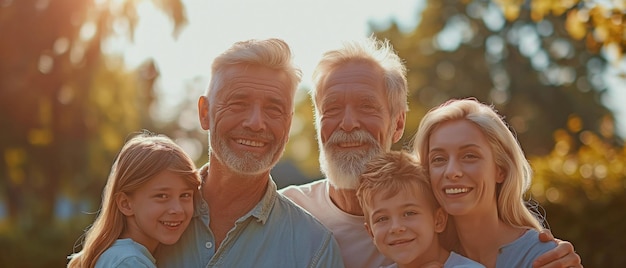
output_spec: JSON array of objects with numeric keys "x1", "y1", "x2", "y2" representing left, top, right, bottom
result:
[
  {"x1": 280, "y1": 36, "x2": 582, "y2": 268},
  {"x1": 281, "y1": 37, "x2": 407, "y2": 268}
]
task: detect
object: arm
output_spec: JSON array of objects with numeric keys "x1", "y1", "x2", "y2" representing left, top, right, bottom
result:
[{"x1": 533, "y1": 229, "x2": 582, "y2": 268}]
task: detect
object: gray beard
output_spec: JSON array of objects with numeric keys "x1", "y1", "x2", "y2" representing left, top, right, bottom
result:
[
  {"x1": 208, "y1": 130, "x2": 283, "y2": 176},
  {"x1": 319, "y1": 130, "x2": 385, "y2": 189}
]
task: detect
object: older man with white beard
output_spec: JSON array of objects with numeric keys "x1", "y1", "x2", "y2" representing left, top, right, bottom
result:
[
  {"x1": 280, "y1": 36, "x2": 582, "y2": 268},
  {"x1": 281, "y1": 37, "x2": 407, "y2": 268}
]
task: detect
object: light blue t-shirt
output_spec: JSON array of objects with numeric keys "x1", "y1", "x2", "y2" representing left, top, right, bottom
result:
[
  {"x1": 381, "y1": 251, "x2": 484, "y2": 268},
  {"x1": 95, "y1": 238, "x2": 156, "y2": 268},
  {"x1": 155, "y1": 178, "x2": 344, "y2": 268},
  {"x1": 496, "y1": 229, "x2": 557, "y2": 267}
]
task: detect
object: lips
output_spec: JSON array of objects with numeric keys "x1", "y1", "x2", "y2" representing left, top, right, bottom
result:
[
  {"x1": 388, "y1": 238, "x2": 414, "y2": 246},
  {"x1": 338, "y1": 141, "x2": 364, "y2": 148}
]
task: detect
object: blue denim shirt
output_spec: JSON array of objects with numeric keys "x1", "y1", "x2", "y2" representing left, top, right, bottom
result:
[{"x1": 155, "y1": 178, "x2": 344, "y2": 268}]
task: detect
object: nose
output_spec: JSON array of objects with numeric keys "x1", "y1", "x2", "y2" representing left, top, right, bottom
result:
[
  {"x1": 168, "y1": 200, "x2": 184, "y2": 214},
  {"x1": 339, "y1": 106, "x2": 359, "y2": 132},
  {"x1": 242, "y1": 104, "x2": 266, "y2": 132},
  {"x1": 389, "y1": 217, "x2": 406, "y2": 234},
  {"x1": 444, "y1": 159, "x2": 463, "y2": 181}
]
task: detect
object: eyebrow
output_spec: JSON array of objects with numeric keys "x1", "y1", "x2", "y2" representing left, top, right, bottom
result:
[
  {"x1": 429, "y1": 143, "x2": 481, "y2": 153},
  {"x1": 370, "y1": 202, "x2": 422, "y2": 216}
]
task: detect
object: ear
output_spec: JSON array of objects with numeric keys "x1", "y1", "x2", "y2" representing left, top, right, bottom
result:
[
  {"x1": 198, "y1": 96, "x2": 210, "y2": 130},
  {"x1": 433, "y1": 207, "x2": 448, "y2": 233},
  {"x1": 392, "y1": 111, "x2": 406, "y2": 143},
  {"x1": 116, "y1": 193, "x2": 134, "y2": 216},
  {"x1": 496, "y1": 166, "x2": 506, "y2": 183},
  {"x1": 364, "y1": 222, "x2": 374, "y2": 238}
]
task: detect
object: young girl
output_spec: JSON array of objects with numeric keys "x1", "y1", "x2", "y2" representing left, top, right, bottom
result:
[
  {"x1": 411, "y1": 98, "x2": 557, "y2": 267},
  {"x1": 67, "y1": 133, "x2": 200, "y2": 268}
]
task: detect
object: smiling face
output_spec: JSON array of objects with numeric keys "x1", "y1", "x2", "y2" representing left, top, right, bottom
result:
[
  {"x1": 427, "y1": 119, "x2": 504, "y2": 217},
  {"x1": 316, "y1": 61, "x2": 403, "y2": 189},
  {"x1": 117, "y1": 169, "x2": 195, "y2": 253},
  {"x1": 199, "y1": 64, "x2": 294, "y2": 175},
  {"x1": 364, "y1": 188, "x2": 446, "y2": 267}
]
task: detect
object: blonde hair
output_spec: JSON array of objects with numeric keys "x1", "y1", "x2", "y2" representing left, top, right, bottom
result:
[
  {"x1": 356, "y1": 150, "x2": 438, "y2": 225},
  {"x1": 206, "y1": 38, "x2": 302, "y2": 103},
  {"x1": 67, "y1": 133, "x2": 200, "y2": 268},
  {"x1": 311, "y1": 36, "x2": 408, "y2": 130},
  {"x1": 411, "y1": 98, "x2": 543, "y2": 231}
]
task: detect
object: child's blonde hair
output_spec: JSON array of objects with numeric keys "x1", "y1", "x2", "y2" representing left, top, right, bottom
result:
[
  {"x1": 356, "y1": 150, "x2": 438, "y2": 225},
  {"x1": 67, "y1": 133, "x2": 200, "y2": 268}
]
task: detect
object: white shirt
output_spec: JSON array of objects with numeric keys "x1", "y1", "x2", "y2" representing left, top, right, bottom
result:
[{"x1": 281, "y1": 179, "x2": 393, "y2": 268}]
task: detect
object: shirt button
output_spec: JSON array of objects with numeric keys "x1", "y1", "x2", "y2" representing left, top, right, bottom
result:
[{"x1": 205, "y1": 242, "x2": 213, "y2": 248}]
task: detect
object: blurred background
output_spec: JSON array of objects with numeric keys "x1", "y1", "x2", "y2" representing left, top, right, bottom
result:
[{"x1": 1, "y1": 0, "x2": 625, "y2": 267}]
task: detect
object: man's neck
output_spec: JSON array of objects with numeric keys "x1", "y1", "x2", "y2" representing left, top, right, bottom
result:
[
  {"x1": 200, "y1": 161, "x2": 270, "y2": 248},
  {"x1": 328, "y1": 183, "x2": 363, "y2": 216}
]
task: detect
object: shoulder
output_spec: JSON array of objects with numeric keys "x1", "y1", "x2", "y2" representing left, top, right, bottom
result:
[
  {"x1": 445, "y1": 251, "x2": 485, "y2": 268},
  {"x1": 497, "y1": 229, "x2": 557, "y2": 267},
  {"x1": 515, "y1": 229, "x2": 558, "y2": 252},
  {"x1": 280, "y1": 179, "x2": 326, "y2": 197},
  {"x1": 279, "y1": 179, "x2": 327, "y2": 207},
  {"x1": 96, "y1": 239, "x2": 155, "y2": 268}
]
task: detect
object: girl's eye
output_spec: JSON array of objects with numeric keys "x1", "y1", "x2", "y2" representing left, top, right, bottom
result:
[
  {"x1": 181, "y1": 192, "x2": 193, "y2": 198},
  {"x1": 374, "y1": 216, "x2": 388, "y2": 223},
  {"x1": 155, "y1": 194, "x2": 168, "y2": 199}
]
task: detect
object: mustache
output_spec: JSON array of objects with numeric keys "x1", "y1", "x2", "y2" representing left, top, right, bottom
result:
[{"x1": 326, "y1": 130, "x2": 377, "y2": 145}]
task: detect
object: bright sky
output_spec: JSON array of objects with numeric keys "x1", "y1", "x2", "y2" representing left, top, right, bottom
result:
[
  {"x1": 115, "y1": 0, "x2": 423, "y2": 119},
  {"x1": 114, "y1": 0, "x2": 626, "y2": 138}
]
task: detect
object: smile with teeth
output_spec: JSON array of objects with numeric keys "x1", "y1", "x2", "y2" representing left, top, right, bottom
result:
[
  {"x1": 161, "y1": 221, "x2": 182, "y2": 227},
  {"x1": 236, "y1": 139, "x2": 265, "y2": 147},
  {"x1": 445, "y1": 188, "x2": 470, "y2": 194}
]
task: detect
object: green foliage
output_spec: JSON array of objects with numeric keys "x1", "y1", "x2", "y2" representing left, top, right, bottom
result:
[
  {"x1": 531, "y1": 127, "x2": 626, "y2": 267},
  {"x1": 0, "y1": 0, "x2": 186, "y2": 266}
]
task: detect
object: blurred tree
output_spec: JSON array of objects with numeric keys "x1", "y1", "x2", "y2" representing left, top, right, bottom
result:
[
  {"x1": 374, "y1": 0, "x2": 624, "y2": 155},
  {"x1": 530, "y1": 119, "x2": 626, "y2": 267},
  {"x1": 0, "y1": 0, "x2": 186, "y2": 266}
]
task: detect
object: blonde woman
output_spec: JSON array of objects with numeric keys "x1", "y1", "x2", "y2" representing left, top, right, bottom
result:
[
  {"x1": 67, "y1": 133, "x2": 200, "y2": 268},
  {"x1": 411, "y1": 98, "x2": 576, "y2": 268}
]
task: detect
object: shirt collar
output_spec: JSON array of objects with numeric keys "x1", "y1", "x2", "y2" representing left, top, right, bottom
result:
[{"x1": 193, "y1": 164, "x2": 276, "y2": 225}]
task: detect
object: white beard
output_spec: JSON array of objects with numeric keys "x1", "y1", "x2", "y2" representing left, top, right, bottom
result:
[{"x1": 319, "y1": 130, "x2": 386, "y2": 189}]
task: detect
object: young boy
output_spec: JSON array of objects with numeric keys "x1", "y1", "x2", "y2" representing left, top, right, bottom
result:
[{"x1": 356, "y1": 151, "x2": 484, "y2": 268}]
